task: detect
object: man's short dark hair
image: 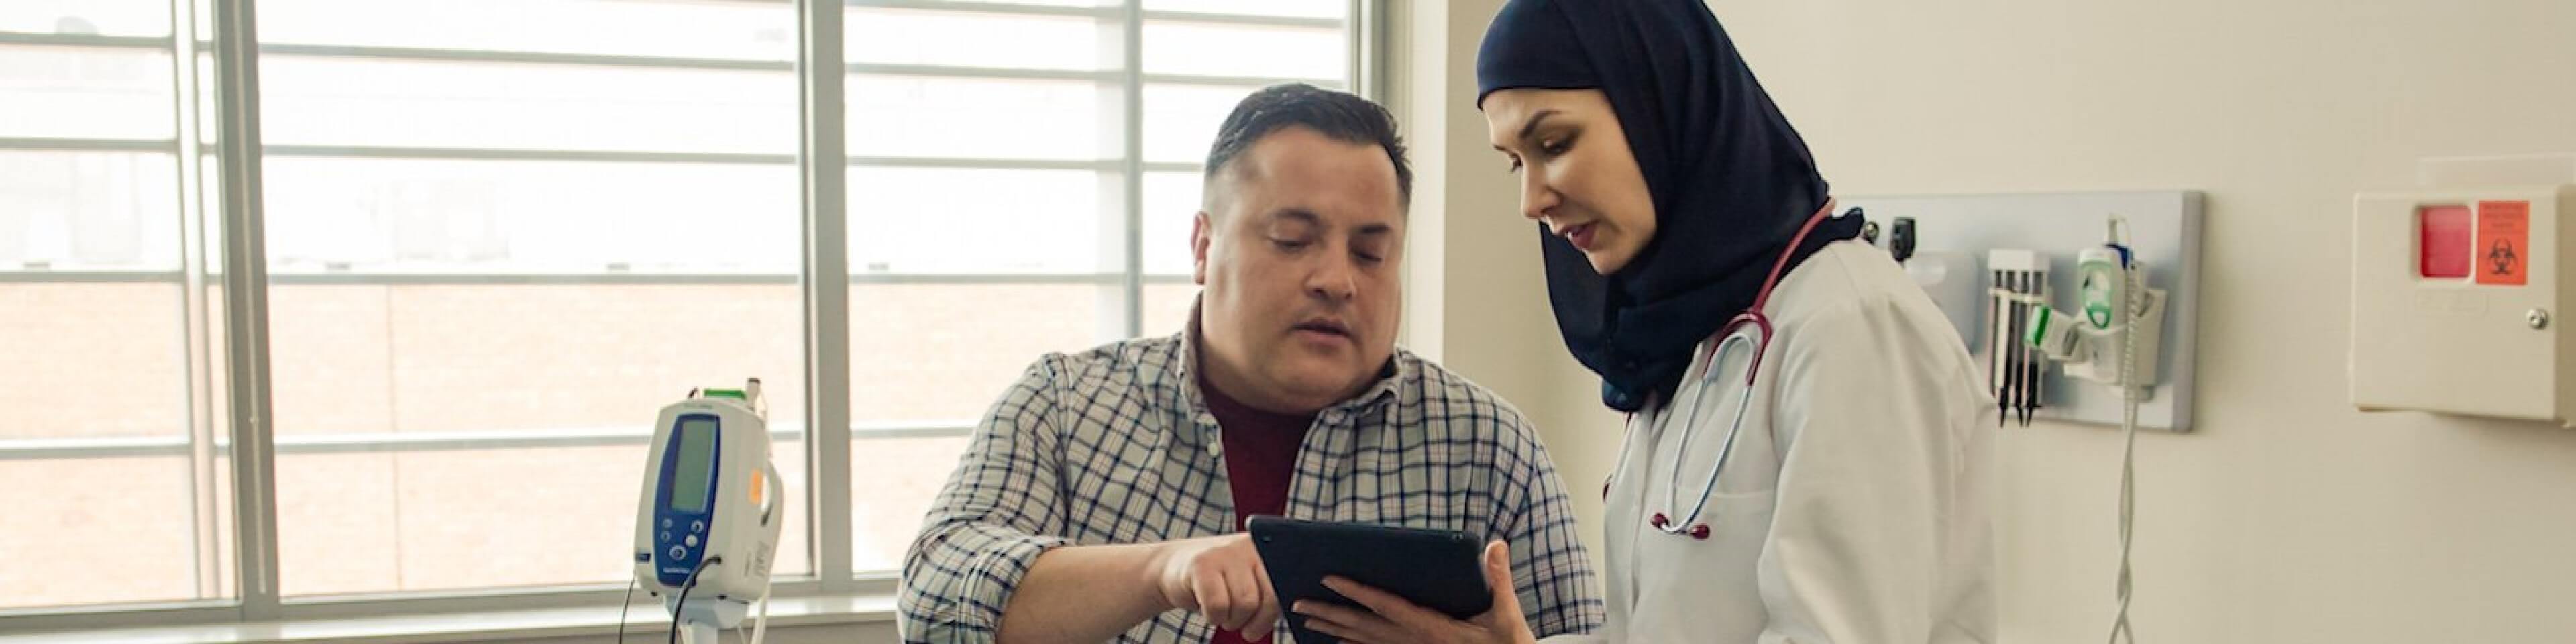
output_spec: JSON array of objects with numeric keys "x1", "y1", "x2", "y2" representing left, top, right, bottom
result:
[{"x1": 1202, "y1": 83, "x2": 1411, "y2": 209}]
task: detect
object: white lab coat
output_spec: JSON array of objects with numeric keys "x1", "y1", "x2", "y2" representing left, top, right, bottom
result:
[{"x1": 1551, "y1": 240, "x2": 1996, "y2": 644}]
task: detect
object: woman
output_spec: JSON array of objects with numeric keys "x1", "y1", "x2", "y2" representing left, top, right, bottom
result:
[{"x1": 1289, "y1": 1, "x2": 1994, "y2": 642}]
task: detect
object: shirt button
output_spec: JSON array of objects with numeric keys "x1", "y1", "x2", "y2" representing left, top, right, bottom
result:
[{"x1": 1208, "y1": 441, "x2": 1223, "y2": 457}]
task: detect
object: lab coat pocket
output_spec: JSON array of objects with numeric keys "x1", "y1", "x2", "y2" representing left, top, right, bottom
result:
[
  {"x1": 1628, "y1": 487, "x2": 1777, "y2": 634},
  {"x1": 1700, "y1": 488, "x2": 1778, "y2": 542}
]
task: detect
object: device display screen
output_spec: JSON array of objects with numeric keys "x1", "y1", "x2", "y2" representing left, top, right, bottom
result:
[{"x1": 668, "y1": 418, "x2": 718, "y2": 513}]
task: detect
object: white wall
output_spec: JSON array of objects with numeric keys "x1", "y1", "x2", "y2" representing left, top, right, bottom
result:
[{"x1": 1402, "y1": 1, "x2": 2576, "y2": 643}]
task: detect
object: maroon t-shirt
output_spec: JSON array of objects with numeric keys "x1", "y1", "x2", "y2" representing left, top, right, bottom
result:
[{"x1": 1199, "y1": 376, "x2": 1313, "y2": 644}]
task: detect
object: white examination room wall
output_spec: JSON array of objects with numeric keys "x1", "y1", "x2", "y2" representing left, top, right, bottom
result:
[{"x1": 1405, "y1": 1, "x2": 2576, "y2": 643}]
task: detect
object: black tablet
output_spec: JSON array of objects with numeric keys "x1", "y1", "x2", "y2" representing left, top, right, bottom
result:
[{"x1": 1247, "y1": 516, "x2": 1493, "y2": 643}]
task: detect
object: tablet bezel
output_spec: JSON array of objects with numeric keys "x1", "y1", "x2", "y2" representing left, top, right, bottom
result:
[{"x1": 1247, "y1": 516, "x2": 1494, "y2": 643}]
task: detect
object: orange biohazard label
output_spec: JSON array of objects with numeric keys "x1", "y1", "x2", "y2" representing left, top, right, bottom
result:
[{"x1": 2475, "y1": 201, "x2": 2530, "y2": 286}]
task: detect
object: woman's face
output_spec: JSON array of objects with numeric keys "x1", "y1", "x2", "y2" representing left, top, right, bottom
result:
[{"x1": 1483, "y1": 87, "x2": 1657, "y2": 276}]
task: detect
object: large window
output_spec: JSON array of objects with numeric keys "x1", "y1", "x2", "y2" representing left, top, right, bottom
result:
[
  {"x1": 249, "y1": 0, "x2": 812, "y2": 598},
  {"x1": 1, "y1": 0, "x2": 1364, "y2": 626},
  {"x1": 837, "y1": 0, "x2": 1356, "y2": 572}
]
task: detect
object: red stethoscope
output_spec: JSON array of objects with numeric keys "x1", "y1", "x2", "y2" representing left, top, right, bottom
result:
[{"x1": 1619, "y1": 202, "x2": 1840, "y2": 541}]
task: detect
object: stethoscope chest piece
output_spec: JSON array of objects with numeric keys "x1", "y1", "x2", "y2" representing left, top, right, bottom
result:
[{"x1": 1648, "y1": 512, "x2": 1714, "y2": 540}]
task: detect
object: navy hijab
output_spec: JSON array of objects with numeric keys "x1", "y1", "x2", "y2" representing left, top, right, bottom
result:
[{"x1": 1477, "y1": 0, "x2": 1861, "y2": 411}]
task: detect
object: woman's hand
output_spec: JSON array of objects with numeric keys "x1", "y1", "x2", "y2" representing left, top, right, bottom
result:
[{"x1": 1290, "y1": 540, "x2": 1538, "y2": 644}]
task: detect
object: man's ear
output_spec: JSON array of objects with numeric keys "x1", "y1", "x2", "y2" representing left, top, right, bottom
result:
[{"x1": 1191, "y1": 211, "x2": 1213, "y2": 286}]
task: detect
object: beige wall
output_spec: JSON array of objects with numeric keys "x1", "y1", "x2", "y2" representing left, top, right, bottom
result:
[
  {"x1": 1392, "y1": 0, "x2": 1630, "y2": 582},
  {"x1": 1402, "y1": 1, "x2": 2576, "y2": 643},
  {"x1": 1393, "y1": 0, "x2": 1628, "y2": 635}
]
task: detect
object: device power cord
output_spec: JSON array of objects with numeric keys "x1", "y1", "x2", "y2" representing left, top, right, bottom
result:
[
  {"x1": 2106, "y1": 258, "x2": 2141, "y2": 644},
  {"x1": 671, "y1": 557, "x2": 720, "y2": 644},
  {"x1": 615, "y1": 577, "x2": 638, "y2": 644}
]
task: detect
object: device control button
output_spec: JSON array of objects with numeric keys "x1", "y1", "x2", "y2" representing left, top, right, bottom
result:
[
  {"x1": 685, "y1": 535, "x2": 700, "y2": 548},
  {"x1": 692, "y1": 521, "x2": 706, "y2": 533},
  {"x1": 668, "y1": 546, "x2": 686, "y2": 560}
]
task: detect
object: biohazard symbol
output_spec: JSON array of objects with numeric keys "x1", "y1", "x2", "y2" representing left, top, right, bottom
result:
[
  {"x1": 2489, "y1": 239, "x2": 2520, "y2": 276},
  {"x1": 2475, "y1": 201, "x2": 2531, "y2": 286}
]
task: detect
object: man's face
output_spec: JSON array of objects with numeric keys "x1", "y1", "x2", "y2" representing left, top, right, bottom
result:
[{"x1": 1193, "y1": 125, "x2": 1405, "y2": 413}]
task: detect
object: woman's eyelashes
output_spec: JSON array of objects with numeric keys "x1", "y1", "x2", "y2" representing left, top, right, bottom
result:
[
  {"x1": 1522, "y1": 131, "x2": 1578, "y2": 169},
  {"x1": 1502, "y1": 127, "x2": 1578, "y2": 174},
  {"x1": 1538, "y1": 132, "x2": 1575, "y2": 156}
]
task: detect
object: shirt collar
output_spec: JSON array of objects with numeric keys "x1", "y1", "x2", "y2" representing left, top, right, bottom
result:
[{"x1": 1166, "y1": 298, "x2": 1409, "y2": 419}]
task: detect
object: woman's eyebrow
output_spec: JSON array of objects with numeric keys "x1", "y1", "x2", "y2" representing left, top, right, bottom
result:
[{"x1": 1519, "y1": 109, "x2": 1562, "y2": 140}]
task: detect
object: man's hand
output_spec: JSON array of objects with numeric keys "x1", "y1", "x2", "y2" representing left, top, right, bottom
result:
[
  {"x1": 1151, "y1": 534, "x2": 1281, "y2": 641},
  {"x1": 1290, "y1": 540, "x2": 1536, "y2": 644}
]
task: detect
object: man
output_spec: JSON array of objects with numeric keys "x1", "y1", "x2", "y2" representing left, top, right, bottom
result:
[{"x1": 899, "y1": 84, "x2": 1602, "y2": 644}]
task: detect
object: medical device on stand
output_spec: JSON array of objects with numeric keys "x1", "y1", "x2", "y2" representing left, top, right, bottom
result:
[{"x1": 633, "y1": 379, "x2": 784, "y2": 644}]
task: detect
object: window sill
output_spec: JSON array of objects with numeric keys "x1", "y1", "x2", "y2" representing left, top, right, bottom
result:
[{"x1": 0, "y1": 594, "x2": 898, "y2": 644}]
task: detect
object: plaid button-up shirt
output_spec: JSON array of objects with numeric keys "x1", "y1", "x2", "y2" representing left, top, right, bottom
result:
[{"x1": 898, "y1": 331, "x2": 1605, "y2": 643}]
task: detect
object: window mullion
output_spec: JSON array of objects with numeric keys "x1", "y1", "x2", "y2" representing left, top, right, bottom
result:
[
  {"x1": 796, "y1": 0, "x2": 856, "y2": 592},
  {"x1": 208, "y1": 0, "x2": 282, "y2": 621},
  {"x1": 1120, "y1": 0, "x2": 1146, "y2": 338},
  {"x1": 168, "y1": 0, "x2": 226, "y2": 604}
]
